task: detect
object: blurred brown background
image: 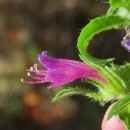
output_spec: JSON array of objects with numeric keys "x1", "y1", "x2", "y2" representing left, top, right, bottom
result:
[{"x1": 0, "y1": 0, "x2": 129, "y2": 130}]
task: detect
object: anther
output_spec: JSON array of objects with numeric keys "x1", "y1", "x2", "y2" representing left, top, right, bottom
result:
[
  {"x1": 30, "y1": 67, "x2": 34, "y2": 71},
  {"x1": 27, "y1": 72, "x2": 31, "y2": 76},
  {"x1": 21, "y1": 78, "x2": 24, "y2": 82},
  {"x1": 34, "y1": 64, "x2": 37, "y2": 68}
]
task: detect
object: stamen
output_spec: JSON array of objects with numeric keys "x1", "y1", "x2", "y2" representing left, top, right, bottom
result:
[
  {"x1": 21, "y1": 79, "x2": 45, "y2": 84},
  {"x1": 123, "y1": 26, "x2": 130, "y2": 39},
  {"x1": 29, "y1": 75, "x2": 45, "y2": 80},
  {"x1": 26, "y1": 68, "x2": 47, "y2": 77}
]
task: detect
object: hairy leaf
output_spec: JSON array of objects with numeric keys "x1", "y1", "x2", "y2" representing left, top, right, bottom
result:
[
  {"x1": 111, "y1": 63, "x2": 130, "y2": 89},
  {"x1": 77, "y1": 15, "x2": 130, "y2": 65},
  {"x1": 80, "y1": 55, "x2": 126, "y2": 93},
  {"x1": 108, "y1": 96, "x2": 130, "y2": 120},
  {"x1": 110, "y1": 0, "x2": 130, "y2": 11},
  {"x1": 52, "y1": 87, "x2": 103, "y2": 102}
]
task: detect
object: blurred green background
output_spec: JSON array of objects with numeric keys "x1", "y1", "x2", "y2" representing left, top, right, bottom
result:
[{"x1": 0, "y1": 0, "x2": 129, "y2": 130}]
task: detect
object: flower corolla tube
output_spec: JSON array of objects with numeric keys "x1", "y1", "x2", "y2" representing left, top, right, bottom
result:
[{"x1": 21, "y1": 51, "x2": 106, "y2": 88}]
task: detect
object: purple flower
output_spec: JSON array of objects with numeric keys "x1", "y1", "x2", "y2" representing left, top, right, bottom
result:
[
  {"x1": 21, "y1": 51, "x2": 106, "y2": 88},
  {"x1": 121, "y1": 37, "x2": 130, "y2": 52}
]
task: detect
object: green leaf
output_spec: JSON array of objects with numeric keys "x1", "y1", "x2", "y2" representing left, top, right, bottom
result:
[
  {"x1": 108, "y1": 96, "x2": 130, "y2": 120},
  {"x1": 77, "y1": 15, "x2": 130, "y2": 65},
  {"x1": 80, "y1": 55, "x2": 126, "y2": 93},
  {"x1": 107, "y1": 7, "x2": 130, "y2": 20},
  {"x1": 52, "y1": 87, "x2": 103, "y2": 102},
  {"x1": 111, "y1": 63, "x2": 130, "y2": 89},
  {"x1": 118, "y1": 103, "x2": 130, "y2": 130},
  {"x1": 80, "y1": 55, "x2": 127, "y2": 102},
  {"x1": 110, "y1": 0, "x2": 130, "y2": 11}
]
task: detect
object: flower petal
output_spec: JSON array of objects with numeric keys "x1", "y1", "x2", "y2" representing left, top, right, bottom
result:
[{"x1": 121, "y1": 38, "x2": 130, "y2": 52}]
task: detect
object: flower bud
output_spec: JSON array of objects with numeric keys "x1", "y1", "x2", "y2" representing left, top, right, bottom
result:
[{"x1": 102, "y1": 103, "x2": 126, "y2": 130}]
